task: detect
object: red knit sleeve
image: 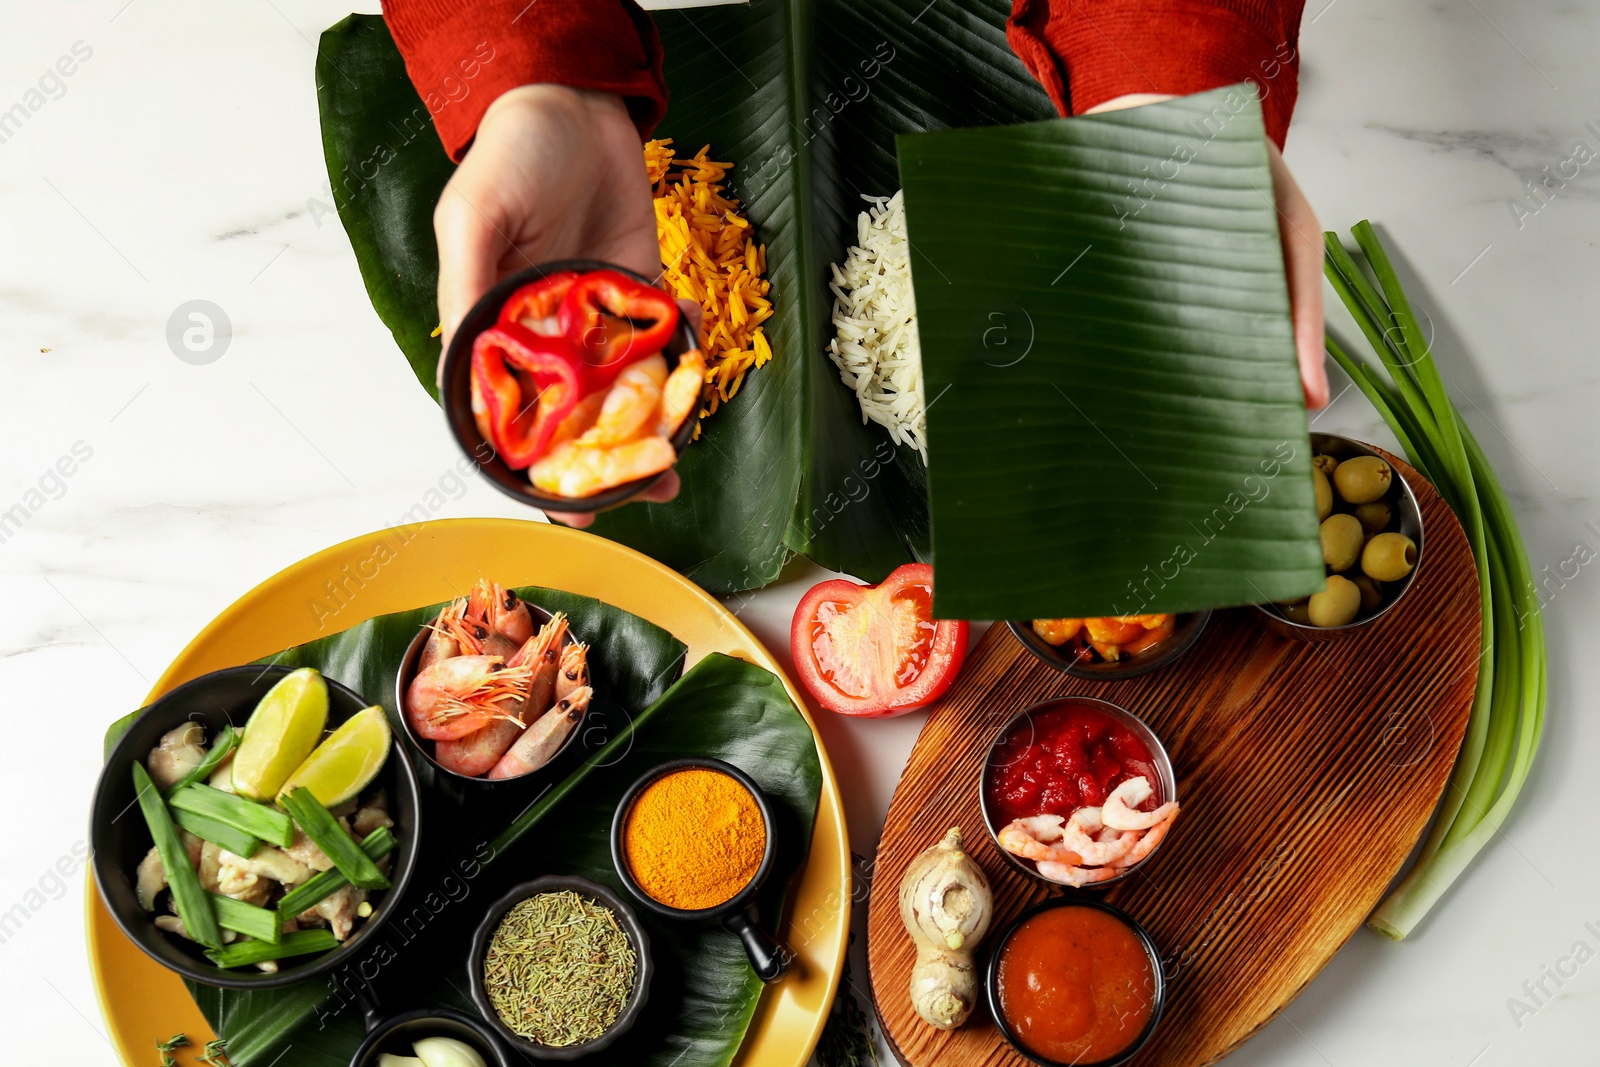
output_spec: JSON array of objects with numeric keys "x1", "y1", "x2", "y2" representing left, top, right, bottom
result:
[
  {"x1": 1007, "y1": 0, "x2": 1305, "y2": 146},
  {"x1": 382, "y1": 0, "x2": 668, "y2": 161}
]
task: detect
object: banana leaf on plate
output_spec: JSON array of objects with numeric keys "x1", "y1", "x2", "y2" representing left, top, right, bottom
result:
[{"x1": 103, "y1": 587, "x2": 822, "y2": 1067}]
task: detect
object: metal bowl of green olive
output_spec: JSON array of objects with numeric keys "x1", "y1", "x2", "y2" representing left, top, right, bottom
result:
[{"x1": 1254, "y1": 433, "x2": 1424, "y2": 641}]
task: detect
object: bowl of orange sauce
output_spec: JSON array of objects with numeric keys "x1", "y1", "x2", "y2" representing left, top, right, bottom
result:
[{"x1": 986, "y1": 897, "x2": 1166, "y2": 1067}]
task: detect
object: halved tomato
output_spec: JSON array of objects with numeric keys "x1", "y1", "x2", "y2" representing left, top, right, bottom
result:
[{"x1": 790, "y1": 563, "x2": 969, "y2": 717}]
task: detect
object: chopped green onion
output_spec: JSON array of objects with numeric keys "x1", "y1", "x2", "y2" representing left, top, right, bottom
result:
[
  {"x1": 164, "y1": 726, "x2": 240, "y2": 797},
  {"x1": 1325, "y1": 223, "x2": 1546, "y2": 940},
  {"x1": 131, "y1": 762, "x2": 221, "y2": 949},
  {"x1": 280, "y1": 787, "x2": 389, "y2": 890},
  {"x1": 171, "y1": 808, "x2": 260, "y2": 858},
  {"x1": 208, "y1": 893, "x2": 280, "y2": 943},
  {"x1": 275, "y1": 825, "x2": 395, "y2": 917},
  {"x1": 170, "y1": 783, "x2": 294, "y2": 848},
  {"x1": 204, "y1": 928, "x2": 339, "y2": 969}
]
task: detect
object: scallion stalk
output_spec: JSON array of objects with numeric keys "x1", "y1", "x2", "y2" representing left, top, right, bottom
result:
[
  {"x1": 131, "y1": 762, "x2": 222, "y2": 949},
  {"x1": 208, "y1": 893, "x2": 280, "y2": 943},
  {"x1": 171, "y1": 809, "x2": 260, "y2": 859},
  {"x1": 170, "y1": 783, "x2": 295, "y2": 848},
  {"x1": 275, "y1": 825, "x2": 395, "y2": 917},
  {"x1": 164, "y1": 726, "x2": 240, "y2": 797},
  {"x1": 280, "y1": 788, "x2": 389, "y2": 890},
  {"x1": 1325, "y1": 224, "x2": 1546, "y2": 939},
  {"x1": 204, "y1": 928, "x2": 338, "y2": 969}
]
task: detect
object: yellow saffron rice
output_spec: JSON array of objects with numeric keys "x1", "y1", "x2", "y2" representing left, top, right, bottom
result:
[{"x1": 645, "y1": 139, "x2": 774, "y2": 425}]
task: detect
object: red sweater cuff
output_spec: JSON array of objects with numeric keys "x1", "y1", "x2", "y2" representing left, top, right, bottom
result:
[
  {"x1": 383, "y1": 0, "x2": 668, "y2": 161},
  {"x1": 1007, "y1": 0, "x2": 1305, "y2": 146}
]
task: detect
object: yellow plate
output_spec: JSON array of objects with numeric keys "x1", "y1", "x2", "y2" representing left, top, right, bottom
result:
[{"x1": 86, "y1": 518, "x2": 850, "y2": 1066}]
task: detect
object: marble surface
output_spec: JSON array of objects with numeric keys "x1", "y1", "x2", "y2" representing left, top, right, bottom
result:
[{"x1": 2, "y1": 0, "x2": 1595, "y2": 1063}]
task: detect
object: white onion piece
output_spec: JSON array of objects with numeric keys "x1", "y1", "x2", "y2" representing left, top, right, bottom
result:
[{"x1": 413, "y1": 1036, "x2": 488, "y2": 1067}]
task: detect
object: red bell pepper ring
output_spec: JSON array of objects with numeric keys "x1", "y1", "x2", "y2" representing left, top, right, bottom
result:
[
  {"x1": 558, "y1": 270, "x2": 680, "y2": 384},
  {"x1": 471, "y1": 325, "x2": 583, "y2": 470},
  {"x1": 499, "y1": 272, "x2": 579, "y2": 337}
]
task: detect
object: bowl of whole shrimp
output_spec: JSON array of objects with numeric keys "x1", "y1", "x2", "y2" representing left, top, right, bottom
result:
[
  {"x1": 396, "y1": 579, "x2": 593, "y2": 785},
  {"x1": 979, "y1": 697, "x2": 1180, "y2": 890},
  {"x1": 90, "y1": 665, "x2": 422, "y2": 988},
  {"x1": 440, "y1": 259, "x2": 702, "y2": 513}
]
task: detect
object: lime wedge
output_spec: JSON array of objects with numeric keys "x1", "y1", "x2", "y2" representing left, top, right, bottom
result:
[
  {"x1": 231, "y1": 668, "x2": 329, "y2": 800},
  {"x1": 277, "y1": 705, "x2": 392, "y2": 807}
]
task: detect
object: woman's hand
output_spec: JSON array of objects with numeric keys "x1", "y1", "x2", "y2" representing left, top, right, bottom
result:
[
  {"x1": 433, "y1": 83, "x2": 680, "y2": 524},
  {"x1": 1085, "y1": 94, "x2": 1329, "y2": 409}
]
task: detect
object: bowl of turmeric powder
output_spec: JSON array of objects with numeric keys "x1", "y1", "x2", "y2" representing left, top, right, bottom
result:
[{"x1": 610, "y1": 757, "x2": 792, "y2": 983}]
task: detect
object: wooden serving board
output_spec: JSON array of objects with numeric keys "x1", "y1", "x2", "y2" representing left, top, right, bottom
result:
[{"x1": 866, "y1": 454, "x2": 1480, "y2": 1067}]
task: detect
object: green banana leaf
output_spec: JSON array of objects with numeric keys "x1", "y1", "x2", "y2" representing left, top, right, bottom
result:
[
  {"x1": 317, "y1": 0, "x2": 1054, "y2": 593},
  {"x1": 898, "y1": 88, "x2": 1326, "y2": 618},
  {"x1": 104, "y1": 589, "x2": 822, "y2": 1067}
]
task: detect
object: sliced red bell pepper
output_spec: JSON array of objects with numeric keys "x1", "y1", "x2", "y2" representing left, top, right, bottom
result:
[
  {"x1": 470, "y1": 325, "x2": 583, "y2": 470},
  {"x1": 499, "y1": 272, "x2": 579, "y2": 337},
  {"x1": 558, "y1": 270, "x2": 680, "y2": 385}
]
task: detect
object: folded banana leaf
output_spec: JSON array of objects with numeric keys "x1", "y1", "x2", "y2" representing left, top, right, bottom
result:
[
  {"x1": 898, "y1": 88, "x2": 1326, "y2": 618},
  {"x1": 316, "y1": 0, "x2": 1053, "y2": 593},
  {"x1": 104, "y1": 588, "x2": 822, "y2": 1067}
]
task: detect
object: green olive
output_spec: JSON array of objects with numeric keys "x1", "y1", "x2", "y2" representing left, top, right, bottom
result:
[
  {"x1": 1362, "y1": 532, "x2": 1417, "y2": 582},
  {"x1": 1313, "y1": 469, "x2": 1333, "y2": 521},
  {"x1": 1352, "y1": 574, "x2": 1384, "y2": 614},
  {"x1": 1308, "y1": 575, "x2": 1361, "y2": 627},
  {"x1": 1354, "y1": 501, "x2": 1392, "y2": 533},
  {"x1": 1333, "y1": 456, "x2": 1392, "y2": 504},
  {"x1": 1280, "y1": 601, "x2": 1312, "y2": 624},
  {"x1": 1320, "y1": 513, "x2": 1364, "y2": 572},
  {"x1": 1312, "y1": 454, "x2": 1338, "y2": 476}
]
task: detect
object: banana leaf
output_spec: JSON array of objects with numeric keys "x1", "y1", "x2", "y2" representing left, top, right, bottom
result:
[
  {"x1": 898, "y1": 88, "x2": 1326, "y2": 618},
  {"x1": 103, "y1": 589, "x2": 822, "y2": 1067},
  {"x1": 316, "y1": 0, "x2": 1052, "y2": 593}
]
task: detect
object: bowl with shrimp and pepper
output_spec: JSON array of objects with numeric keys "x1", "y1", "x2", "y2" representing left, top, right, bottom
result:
[{"x1": 441, "y1": 260, "x2": 703, "y2": 513}]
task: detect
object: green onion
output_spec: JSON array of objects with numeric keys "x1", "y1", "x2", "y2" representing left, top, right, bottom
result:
[
  {"x1": 203, "y1": 928, "x2": 339, "y2": 969},
  {"x1": 131, "y1": 762, "x2": 222, "y2": 949},
  {"x1": 208, "y1": 893, "x2": 280, "y2": 943},
  {"x1": 164, "y1": 726, "x2": 240, "y2": 797},
  {"x1": 170, "y1": 783, "x2": 294, "y2": 848},
  {"x1": 280, "y1": 787, "x2": 389, "y2": 890},
  {"x1": 1325, "y1": 222, "x2": 1546, "y2": 939},
  {"x1": 171, "y1": 808, "x2": 260, "y2": 858},
  {"x1": 275, "y1": 826, "x2": 395, "y2": 917}
]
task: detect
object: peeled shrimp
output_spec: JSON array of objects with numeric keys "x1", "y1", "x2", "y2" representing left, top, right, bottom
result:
[
  {"x1": 1036, "y1": 860, "x2": 1122, "y2": 888},
  {"x1": 1061, "y1": 810, "x2": 1139, "y2": 867},
  {"x1": 405, "y1": 655, "x2": 531, "y2": 741},
  {"x1": 1114, "y1": 811, "x2": 1178, "y2": 868},
  {"x1": 577, "y1": 355, "x2": 669, "y2": 448},
  {"x1": 487, "y1": 686, "x2": 593, "y2": 780},
  {"x1": 528, "y1": 436, "x2": 676, "y2": 499},
  {"x1": 434, "y1": 614, "x2": 567, "y2": 776},
  {"x1": 997, "y1": 819, "x2": 1082, "y2": 867},
  {"x1": 1101, "y1": 776, "x2": 1180, "y2": 831},
  {"x1": 657, "y1": 349, "x2": 706, "y2": 437}
]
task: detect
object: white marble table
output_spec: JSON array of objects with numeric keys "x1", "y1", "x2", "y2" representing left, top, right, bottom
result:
[{"x1": 2, "y1": 1, "x2": 1594, "y2": 1063}]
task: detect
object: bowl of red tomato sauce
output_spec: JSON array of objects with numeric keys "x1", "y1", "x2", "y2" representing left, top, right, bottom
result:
[
  {"x1": 987, "y1": 897, "x2": 1166, "y2": 1067},
  {"x1": 980, "y1": 697, "x2": 1178, "y2": 888}
]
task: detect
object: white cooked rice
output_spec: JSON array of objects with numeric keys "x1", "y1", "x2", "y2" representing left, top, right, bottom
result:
[{"x1": 827, "y1": 190, "x2": 927, "y2": 462}]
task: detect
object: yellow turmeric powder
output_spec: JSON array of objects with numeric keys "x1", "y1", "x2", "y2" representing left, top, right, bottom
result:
[{"x1": 623, "y1": 767, "x2": 764, "y2": 911}]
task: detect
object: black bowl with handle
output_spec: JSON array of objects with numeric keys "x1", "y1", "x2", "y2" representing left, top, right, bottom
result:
[
  {"x1": 440, "y1": 258, "x2": 699, "y2": 513},
  {"x1": 90, "y1": 664, "x2": 421, "y2": 989}
]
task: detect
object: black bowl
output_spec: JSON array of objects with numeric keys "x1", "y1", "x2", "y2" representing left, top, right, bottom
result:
[
  {"x1": 609, "y1": 757, "x2": 790, "y2": 983},
  {"x1": 1007, "y1": 611, "x2": 1211, "y2": 681},
  {"x1": 468, "y1": 875, "x2": 652, "y2": 1060},
  {"x1": 440, "y1": 258, "x2": 700, "y2": 513},
  {"x1": 986, "y1": 897, "x2": 1167, "y2": 1067},
  {"x1": 349, "y1": 1008, "x2": 512, "y2": 1067},
  {"x1": 393, "y1": 599, "x2": 579, "y2": 788},
  {"x1": 91, "y1": 665, "x2": 421, "y2": 989}
]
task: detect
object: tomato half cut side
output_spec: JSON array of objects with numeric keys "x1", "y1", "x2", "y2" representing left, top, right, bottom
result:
[{"x1": 790, "y1": 563, "x2": 969, "y2": 717}]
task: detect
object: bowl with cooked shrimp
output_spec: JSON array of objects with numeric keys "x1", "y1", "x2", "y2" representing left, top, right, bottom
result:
[
  {"x1": 980, "y1": 697, "x2": 1179, "y2": 889},
  {"x1": 1008, "y1": 612, "x2": 1211, "y2": 681},
  {"x1": 440, "y1": 259, "x2": 702, "y2": 513},
  {"x1": 394, "y1": 578, "x2": 592, "y2": 786},
  {"x1": 91, "y1": 665, "x2": 421, "y2": 988}
]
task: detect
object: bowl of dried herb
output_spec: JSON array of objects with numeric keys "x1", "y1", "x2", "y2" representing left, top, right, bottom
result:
[{"x1": 468, "y1": 875, "x2": 650, "y2": 1060}]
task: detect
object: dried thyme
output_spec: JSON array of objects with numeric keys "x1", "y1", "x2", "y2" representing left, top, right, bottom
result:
[{"x1": 483, "y1": 890, "x2": 636, "y2": 1047}]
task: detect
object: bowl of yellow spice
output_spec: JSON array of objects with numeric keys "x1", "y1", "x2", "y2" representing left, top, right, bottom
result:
[
  {"x1": 610, "y1": 757, "x2": 792, "y2": 983},
  {"x1": 468, "y1": 875, "x2": 649, "y2": 1060}
]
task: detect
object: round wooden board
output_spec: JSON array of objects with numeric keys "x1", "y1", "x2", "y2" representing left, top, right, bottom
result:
[
  {"x1": 85, "y1": 518, "x2": 849, "y2": 1067},
  {"x1": 866, "y1": 453, "x2": 1480, "y2": 1067}
]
